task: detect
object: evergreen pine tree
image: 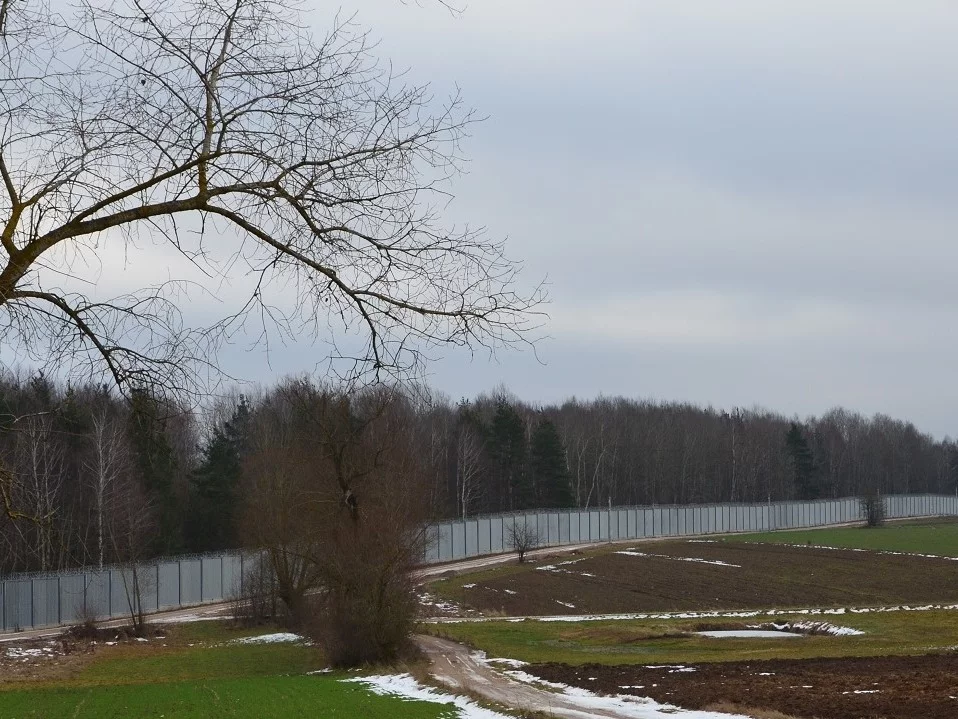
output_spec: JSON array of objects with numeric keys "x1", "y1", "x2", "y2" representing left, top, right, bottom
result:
[
  {"x1": 187, "y1": 397, "x2": 250, "y2": 552},
  {"x1": 785, "y1": 422, "x2": 820, "y2": 500},
  {"x1": 530, "y1": 419, "x2": 574, "y2": 508},
  {"x1": 129, "y1": 387, "x2": 181, "y2": 554},
  {"x1": 488, "y1": 400, "x2": 533, "y2": 510}
]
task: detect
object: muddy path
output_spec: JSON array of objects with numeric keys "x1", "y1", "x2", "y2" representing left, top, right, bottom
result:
[{"x1": 414, "y1": 634, "x2": 743, "y2": 719}]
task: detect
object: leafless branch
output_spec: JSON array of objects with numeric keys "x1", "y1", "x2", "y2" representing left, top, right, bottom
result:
[{"x1": 1, "y1": 0, "x2": 544, "y2": 399}]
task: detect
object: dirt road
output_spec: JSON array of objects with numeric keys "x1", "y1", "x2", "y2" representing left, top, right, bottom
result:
[{"x1": 415, "y1": 634, "x2": 744, "y2": 719}]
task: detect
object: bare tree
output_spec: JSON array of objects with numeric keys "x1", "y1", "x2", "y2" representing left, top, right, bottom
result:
[
  {"x1": 455, "y1": 424, "x2": 484, "y2": 519},
  {"x1": 109, "y1": 480, "x2": 156, "y2": 636},
  {"x1": 240, "y1": 380, "x2": 432, "y2": 665},
  {"x1": 10, "y1": 413, "x2": 65, "y2": 570},
  {"x1": 506, "y1": 520, "x2": 541, "y2": 563},
  {"x1": 85, "y1": 409, "x2": 131, "y2": 570},
  {"x1": 0, "y1": 0, "x2": 543, "y2": 399}
]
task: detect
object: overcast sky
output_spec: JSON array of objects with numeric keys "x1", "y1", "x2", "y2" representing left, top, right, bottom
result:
[
  {"x1": 20, "y1": 1, "x2": 957, "y2": 436},
  {"x1": 216, "y1": 0, "x2": 958, "y2": 436},
  {"x1": 208, "y1": 0, "x2": 945, "y2": 438}
]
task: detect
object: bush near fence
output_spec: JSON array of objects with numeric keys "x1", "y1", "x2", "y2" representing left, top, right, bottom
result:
[{"x1": 2, "y1": 494, "x2": 955, "y2": 632}]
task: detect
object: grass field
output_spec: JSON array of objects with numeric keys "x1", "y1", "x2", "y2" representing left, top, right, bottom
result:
[
  {"x1": 431, "y1": 608, "x2": 958, "y2": 665},
  {"x1": 726, "y1": 517, "x2": 958, "y2": 556},
  {"x1": 0, "y1": 676, "x2": 453, "y2": 719},
  {"x1": 0, "y1": 623, "x2": 449, "y2": 719}
]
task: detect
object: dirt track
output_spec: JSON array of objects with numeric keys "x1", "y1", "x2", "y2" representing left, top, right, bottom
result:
[
  {"x1": 530, "y1": 653, "x2": 958, "y2": 719},
  {"x1": 415, "y1": 634, "x2": 740, "y2": 719}
]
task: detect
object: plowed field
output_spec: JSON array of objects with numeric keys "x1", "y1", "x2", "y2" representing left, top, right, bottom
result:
[
  {"x1": 436, "y1": 540, "x2": 958, "y2": 616},
  {"x1": 530, "y1": 653, "x2": 958, "y2": 719}
]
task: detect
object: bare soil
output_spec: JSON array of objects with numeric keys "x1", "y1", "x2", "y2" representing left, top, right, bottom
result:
[
  {"x1": 529, "y1": 653, "x2": 958, "y2": 719},
  {"x1": 446, "y1": 541, "x2": 958, "y2": 615}
]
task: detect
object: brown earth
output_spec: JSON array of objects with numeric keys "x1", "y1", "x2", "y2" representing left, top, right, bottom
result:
[
  {"x1": 446, "y1": 541, "x2": 958, "y2": 615},
  {"x1": 529, "y1": 653, "x2": 958, "y2": 719}
]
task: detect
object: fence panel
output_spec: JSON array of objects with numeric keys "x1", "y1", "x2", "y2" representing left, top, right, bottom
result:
[
  {"x1": 222, "y1": 555, "x2": 243, "y2": 600},
  {"x1": 157, "y1": 561, "x2": 180, "y2": 608},
  {"x1": 179, "y1": 560, "x2": 202, "y2": 606},
  {"x1": 201, "y1": 558, "x2": 222, "y2": 602},
  {"x1": 4, "y1": 494, "x2": 958, "y2": 632}
]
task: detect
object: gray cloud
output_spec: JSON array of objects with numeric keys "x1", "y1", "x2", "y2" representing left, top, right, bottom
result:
[{"x1": 31, "y1": 0, "x2": 955, "y2": 436}]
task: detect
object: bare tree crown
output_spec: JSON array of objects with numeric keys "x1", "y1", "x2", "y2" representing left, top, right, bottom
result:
[{"x1": 0, "y1": 0, "x2": 543, "y2": 396}]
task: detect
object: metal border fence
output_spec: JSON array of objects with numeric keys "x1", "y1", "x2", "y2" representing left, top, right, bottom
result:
[
  {"x1": 423, "y1": 494, "x2": 958, "y2": 562},
  {"x1": 3, "y1": 493, "x2": 956, "y2": 632}
]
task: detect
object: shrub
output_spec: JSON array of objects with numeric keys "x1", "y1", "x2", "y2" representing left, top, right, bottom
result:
[{"x1": 861, "y1": 493, "x2": 886, "y2": 527}]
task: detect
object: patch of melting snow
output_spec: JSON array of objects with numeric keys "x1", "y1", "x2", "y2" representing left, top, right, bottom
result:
[
  {"x1": 432, "y1": 602, "x2": 958, "y2": 625},
  {"x1": 504, "y1": 669, "x2": 569, "y2": 689},
  {"x1": 231, "y1": 632, "x2": 304, "y2": 645},
  {"x1": 755, "y1": 540, "x2": 958, "y2": 563},
  {"x1": 346, "y1": 673, "x2": 513, "y2": 719},
  {"x1": 503, "y1": 589, "x2": 518, "y2": 595},
  {"x1": 4, "y1": 646, "x2": 58, "y2": 661},
  {"x1": 498, "y1": 666, "x2": 749, "y2": 718},
  {"x1": 615, "y1": 550, "x2": 741, "y2": 568},
  {"x1": 843, "y1": 689, "x2": 879, "y2": 694},
  {"x1": 761, "y1": 621, "x2": 864, "y2": 637},
  {"x1": 462, "y1": 583, "x2": 476, "y2": 589},
  {"x1": 555, "y1": 600, "x2": 576, "y2": 609},
  {"x1": 418, "y1": 592, "x2": 465, "y2": 614},
  {"x1": 153, "y1": 613, "x2": 227, "y2": 624},
  {"x1": 486, "y1": 657, "x2": 527, "y2": 668}
]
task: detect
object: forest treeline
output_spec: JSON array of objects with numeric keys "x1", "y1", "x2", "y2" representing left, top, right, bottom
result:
[{"x1": 2, "y1": 370, "x2": 956, "y2": 574}]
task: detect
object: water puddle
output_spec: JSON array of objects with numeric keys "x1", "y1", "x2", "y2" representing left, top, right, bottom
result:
[{"x1": 696, "y1": 630, "x2": 803, "y2": 639}]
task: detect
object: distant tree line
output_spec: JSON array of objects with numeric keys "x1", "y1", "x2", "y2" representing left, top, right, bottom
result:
[{"x1": 3, "y1": 370, "x2": 957, "y2": 574}]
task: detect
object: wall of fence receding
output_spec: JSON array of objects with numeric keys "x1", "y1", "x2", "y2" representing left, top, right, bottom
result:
[
  {"x1": 3, "y1": 494, "x2": 957, "y2": 632},
  {"x1": 0, "y1": 552, "x2": 254, "y2": 632},
  {"x1": 421, "y1": 494, "x2": 958, "y2": 563}
]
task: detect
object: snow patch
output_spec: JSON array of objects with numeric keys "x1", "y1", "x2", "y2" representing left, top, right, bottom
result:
[
  {"x1": 230, "y1": 632, "x2": 303, "y2": 645},
  {"x1": 4, "y1": 645, "x2": 58, "y2": 661},
  {"x1": 760, "y1": 621, "x2": 864, "y2": 637},
  {"x1": 431, "y1": 602, "x2": 958, "y2": 625},
  {"x1": 485, "y1": 657, "x2": 528, "y2": 668},
  {"x1": 615, "y1": 550, "x2": 741, "y2": 568},
  {"x1": 346, "y1": 673, "x2": 513, "y2": 719},
  {"x1": 499, "y1": 666, "x2": 751, "y2": 718},
  {"x1": 753, "y1": 540, "x2": 958, "y2": 563}
]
